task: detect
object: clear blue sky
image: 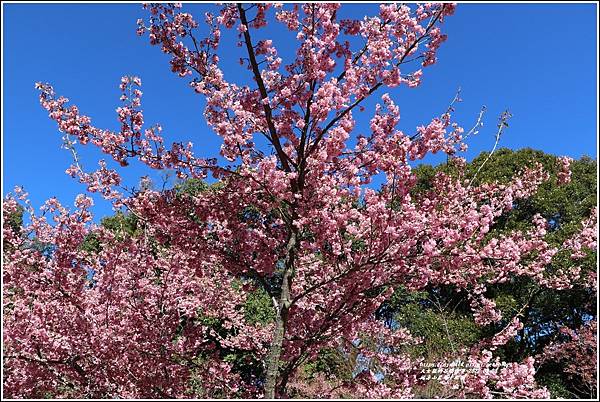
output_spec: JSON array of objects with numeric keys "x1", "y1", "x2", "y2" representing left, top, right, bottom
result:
[{"x1": 3, "y1": 3, "x2": 598, "y2": 220}]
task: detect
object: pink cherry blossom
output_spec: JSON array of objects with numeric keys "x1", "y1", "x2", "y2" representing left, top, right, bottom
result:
[{"x1": 5, "y1": 3, "x2": 595, "y2": 399}]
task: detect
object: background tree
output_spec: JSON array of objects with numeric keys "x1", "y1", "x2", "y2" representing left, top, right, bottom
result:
[{"x1": 377, "y1": 148, "x2": 597, "y2": 398}]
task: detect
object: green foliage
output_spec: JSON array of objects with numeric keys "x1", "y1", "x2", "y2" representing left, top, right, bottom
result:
[
  {"x1": 80, "y1": 211, "x2": 140, "y2": 253},
  {"x1": 175, "y1": 178, "x2": 210, "y2": 197},
  {"x1": 493, "y1": 293, "x2": 518, "y2": 316},
  {"x1": 80, "y1": 233, "x2": 101, "y2": 253},
  {"x1": 413, "y1": 148, "x2": 597, "y2": 242},
  {"x1": 536, "y1": 372, "x2": 573, "y2": 399},
  {"x1": 302, "y1": 347, "x2": 354, "y2": 381},
  {"x1": 5, "y1": 203, "x2": 24, "y2": 234},
  {"x1": 385, "y1": 287, "x2": 483, "y2": 358},
  {"x1": 3, "y1": 203, "x2": 25, "y2": 252},
  {"x1": 100, "y1": 211, "x2": 140, "y2": 237},
  {"x1": 243, "y1": 286, "x2": 275, "y2": 325},
  {"x1": 410, "y1": 148, "x2": 597, "y2": 396}
]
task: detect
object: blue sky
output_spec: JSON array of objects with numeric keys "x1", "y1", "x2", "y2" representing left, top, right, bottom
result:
[{"x1": 3, "y1": 3, "x2": 598, "y2": 220}]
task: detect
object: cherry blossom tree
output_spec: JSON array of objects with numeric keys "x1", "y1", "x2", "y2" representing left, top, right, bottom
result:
[{"x1": 3, "y1": 3, "x2": 597, "y2": 398}]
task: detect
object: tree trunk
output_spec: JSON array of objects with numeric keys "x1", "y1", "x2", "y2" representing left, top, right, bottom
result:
[
  {"x1": 264, "y1": 231, "x2": 296, "y2": 398},
  {"x1": 264, "y1": 308, "x2": 287, "y2": 398}
]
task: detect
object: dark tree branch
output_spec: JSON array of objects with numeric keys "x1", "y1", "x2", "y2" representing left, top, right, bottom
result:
[{"x1": 237, "y1": 4, "x2": 296, "y2": 174}]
